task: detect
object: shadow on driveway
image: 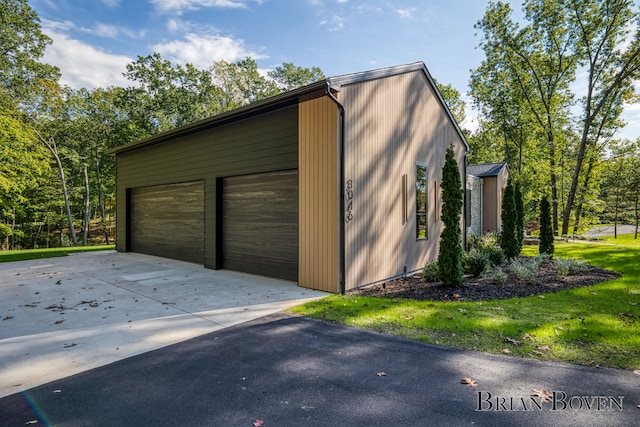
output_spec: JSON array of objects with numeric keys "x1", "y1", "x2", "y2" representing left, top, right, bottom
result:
[{"x1": 1, "y1": 313, "x2": 637, "y2": 426}]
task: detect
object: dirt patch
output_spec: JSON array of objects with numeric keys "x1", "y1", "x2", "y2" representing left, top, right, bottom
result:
[{"x1": 348, "y1": 258, "x2": 621, "y2": 302}]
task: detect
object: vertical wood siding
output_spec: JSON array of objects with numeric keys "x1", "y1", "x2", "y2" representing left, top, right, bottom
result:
[
  {"x1": 115, "y1": 106, "x2": 298, "y2": 270},
  {"x1": 338, "y1": 71, "x2": 467, "y2": 290},
  {"x1": 298, "y1": 97, "x2": 339, "y2": 292},
  {"x1": 482, "y1": 176, "x2": 499, "y2": 232}
]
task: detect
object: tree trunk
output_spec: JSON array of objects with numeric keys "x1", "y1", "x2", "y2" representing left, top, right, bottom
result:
[
  {"x1": 549, "y1": 137, "x2": 559, "y2": 235},
  {"x1": 95, "y1": 144, "x2": 110, "y2": 244},
  {"x1": 572, "y1": 157, "x2": 596, "y2": 236},
  {"x1": 83, "y1": 164, "x2": 90, "y2": 246},
  {"x1": 35, "y1": 131, "x2": 79, "y2": 247}
]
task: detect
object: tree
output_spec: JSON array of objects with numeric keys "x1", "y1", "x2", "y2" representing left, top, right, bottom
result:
[
  {"x1": 539, "y1": 194, "x2": 554, "y2": 256},
  {"x1": 473, "y1": 0, "x2": 577, "y2": 233},
  {"x1": 268, "y1": 62, "x2": 325, "y2": 91},
  {"x1": 515, "y1": 180, "x2": 525, "y2": 252},
  {"x1": 561, "y1": 0, "x2": 640, "y2": 235},
  {"x1": 600, "y1": 140, "x2": 635, "y2": 238},
  {"x1": 433, "y1": 78, "x2": 466, "y2": 124},
  {"x1": 211, "y1": 58, "x2": 279, "y2": 111},
  {"x1": 501, "y1": 178, "x2": 519, "y2": 258},
  {"x1": 437, "y1": 146, "x2": 464, "y2": 286},
  {"x1": 0, "y1": 0, "x2": 60, "y2": 104}
]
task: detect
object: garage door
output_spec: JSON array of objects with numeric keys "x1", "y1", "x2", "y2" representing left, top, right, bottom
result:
[
  {"x1": 223, "y1": 170, "x2": 298, "y2": 281},
  {"x1": 129, "y1": 181, "x2": 204, "y2": 264}
]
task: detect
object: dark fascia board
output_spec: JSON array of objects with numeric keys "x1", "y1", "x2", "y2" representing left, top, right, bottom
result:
[
  {"x1": 328, "y1": 61, "x2": 471, "y2": 153},
  {"x1": 107, "y1": 80, "x2": 329, "y2": 155},
  {"x1": 108, "y1": 61, "x2": 471, "y2": 155}
]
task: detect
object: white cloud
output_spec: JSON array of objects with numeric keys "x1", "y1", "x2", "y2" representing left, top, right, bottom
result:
[
  {"x1": 150, "y1": 0, "x2": 248, "y2": 14},
  {"x1": 319, "y1": 15, "x2": 344, "y2": 32},
  {"x1": 152, "y1": 33, "x2": 265, "y2": 68},
  {"x1": 396, "y1": 8, "x2": 416, "y2": 18},
  {"x1": 41, "y1": 29, "x2": 132, "y2": 89}
]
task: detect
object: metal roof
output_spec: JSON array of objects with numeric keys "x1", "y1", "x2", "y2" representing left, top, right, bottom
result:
[
  {"x1": 466, "y1": 162, "x2": 509, "y2": 178},
  {"x1": 108, "y1": 61, "x2": 470, "y2": 155}
]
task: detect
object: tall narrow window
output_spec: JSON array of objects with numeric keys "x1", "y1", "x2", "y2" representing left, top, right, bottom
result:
[{"x1": 416, "y1": 163, "x2": 428, "y2": 239}]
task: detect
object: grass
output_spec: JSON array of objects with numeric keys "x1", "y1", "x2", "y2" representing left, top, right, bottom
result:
[
  {"x1": 289, "y1": 235, "x2": 640, "y2": 370},
  {"x1": 0, "y1": 245, "x2": 115, "y2": 262}
]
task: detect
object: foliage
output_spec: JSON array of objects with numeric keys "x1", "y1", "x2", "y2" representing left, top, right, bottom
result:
[
  {"x1": 554, "y1": 256, "x2": 588, "y2": 276},
  {"x1": 463, "y1": 249, "x2": 490, "y2": 276},
  {"x1": 437, "y1": 146, "x2": 464, "y2": 286},
  {"x1": 481, "y1": 264, "x2": 508, "y2": 284},
  {"x1": 267, "y1": 63, "x2": 325, "y2": 91},
  {"x1": 468, "y1": 232, "x2": 506, "y2": 266},
  {"x1": 514, "y1": 181, "x2": 524, "y2": 252},
  {"x1": 539, "y1": 194, "x2": 554, "y2": 256},
  {"x1": 422, "y1": 261, "x2": 439, "y2": 282},
  {"x1": 500, "y1": 178, "x2": 519, "y2": 258},
  {"x1": 508, "y1": 257, "x2": 538, "y2": 281},
  {"x1": 433, "y1": 78, "x2": 466, "y2": 124}
]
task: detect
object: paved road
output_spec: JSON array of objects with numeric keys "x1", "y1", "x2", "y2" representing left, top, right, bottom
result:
[
  {"x1": 584, "y1": 224, "x2": 636, "y2": 237},
  {"x1": 1, "y1": 313, "x2": 637, "y2": 426}
]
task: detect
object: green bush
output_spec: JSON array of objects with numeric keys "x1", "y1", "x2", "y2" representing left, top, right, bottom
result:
[
  {"x1": 437, "y1": 146, "x2": 464, "y2": 286},
  {"x1": 422, "y1": 261, "x2": 439, "y2": 282},
  {"x1": 463, "y1": 249, "x2": 490, "y2": 276},
  {"x1": 554, "y1": 257, "x2": 588, "y2": 276},
  {"x1": 539, "y1": 194, "x2": 554, "y2": 256},
  {"x1": 481, "y1": 264, "x2": 507, "y2": 284},
  {"x1": 501, "y1": 178, "x2": 519, "y2": 258},
  {"x1": 509, "y1": 257, "x2": 537, "y2": 281}
]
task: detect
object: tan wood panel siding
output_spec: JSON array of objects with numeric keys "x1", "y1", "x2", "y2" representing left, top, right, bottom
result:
[
  {"x1": 338, "y1": 71, "x2": 467, "y2": 290},
  {"x1": 114, "y1": 106, "x2": 298, "y2": 269},
  {"x1": 130, "y1": 181, "x2": 204, "y2": 263},
  {"x1": 222, "y1": 170, "x2": 298, "y2": 281},
  {"x1": 482, "y1": 176, "x2": 499, "y2": 232},
  {"x1": 298, "y1": 97, "x2": 339, "y2": 292}
]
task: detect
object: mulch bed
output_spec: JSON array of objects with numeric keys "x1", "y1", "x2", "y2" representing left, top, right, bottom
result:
[{"x1": 347, "y1": 259, "x2": 621, "y2": 302}]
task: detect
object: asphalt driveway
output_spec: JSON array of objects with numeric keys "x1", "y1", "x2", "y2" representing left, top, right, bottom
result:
[
  {"x1": 1, "y1": 313, "x2": 638, "y2": 426},
  {"x1": 0, "y1": 251, "x2": 326, "y2": 398}
]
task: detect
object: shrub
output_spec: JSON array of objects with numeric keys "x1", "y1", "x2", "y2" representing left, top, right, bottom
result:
[
  {"x1": 501, "y1": 178, "x2": 519, "y2": 258},
  {"x1": 509, "y1": 258, "x2": 537, "y2": 282},
  {"x1": 422, "y1": 261, "x2": 439, "y2": 282},
  {"x1": 437, "y1": 146, "x2": 464, "y2": 286},
  {"x1": 554, "y1": 257, "x2": 588, "y2": 276},
  {"x1": 539, "y1": 194, "x2": 554, "y2": 256},
  {"x1": 482, "y1": 264, "x2": 507, "y2": 284},
  {"x1": 482, "y1": 245, "x2": 506, "y2": 267},
  {"x1": 463, "y1": 249, "x2": 490, "y2": 276}
]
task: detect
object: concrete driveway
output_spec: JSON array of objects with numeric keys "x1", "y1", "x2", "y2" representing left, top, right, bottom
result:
[{"x1": 0, "y1": 251, "x2": 326, "y2": 398}]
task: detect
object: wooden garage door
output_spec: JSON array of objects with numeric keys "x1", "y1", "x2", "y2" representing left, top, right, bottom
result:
[
  {"x1": 130, "y1": 181, "x2": 204, "y2": 264},
  {"x1": 223, "y1": 170, "x2": 298, "y2": 281}
]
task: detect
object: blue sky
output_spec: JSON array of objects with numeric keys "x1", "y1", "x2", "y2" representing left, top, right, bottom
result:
[{"x1": 30, "y1": 0, "x2": 639, "y2": 139}]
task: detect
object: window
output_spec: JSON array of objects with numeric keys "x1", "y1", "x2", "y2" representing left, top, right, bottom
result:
[{"x1": 416, "y1": 163, "x2": 428, "y2": 239}]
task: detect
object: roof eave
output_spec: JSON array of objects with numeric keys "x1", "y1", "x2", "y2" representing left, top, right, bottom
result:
[{"x1": 107, "y1": 80, "x2": 329, "y2": 155}]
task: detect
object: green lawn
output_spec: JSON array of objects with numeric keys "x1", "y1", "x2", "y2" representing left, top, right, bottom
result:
[
  {"x1": 290, "y1": 235, "x2": 640, "y2": 370},
  {"x1": 0, "y1": 245, "x2": 115, "y2": 262}
]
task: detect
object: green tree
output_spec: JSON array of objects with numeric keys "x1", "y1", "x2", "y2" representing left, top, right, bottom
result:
[
  {"x1": 561, "y1": 0, "x2": 640, "y2": 235},
  {"x1": 433, "y1": 78, "x2": 466, "y2": 124},
  {"x1": 500, "y1": 178, "x2": 519, "y2": 258},
  {"x1": 539, "y1": 194, "x2": 554, "y2": 256},
  {"x1": 473, "y1": 0, "x2": 577, "y2": 233},
  {"x1": 437, "y1": 146, "x2": 464, "y2": 286},
  {"x1": 515, "y1": 180, "x2": 524, "y2": 252},
  {"x1": 268, "y1": 62, "x2": 325, "y2": 91}
]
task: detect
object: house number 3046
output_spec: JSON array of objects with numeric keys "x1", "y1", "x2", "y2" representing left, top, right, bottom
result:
[{"x1": 345, "y1": 179, "x2": 354, "y2": 223}]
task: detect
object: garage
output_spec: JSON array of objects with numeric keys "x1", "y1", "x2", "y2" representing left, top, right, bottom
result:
[
  {"x1": 222, "y1": 170, "x2": 298, "y2": 281},
  {"x1": 129, "y1": 181, "x2": 205, "y2": 264}
]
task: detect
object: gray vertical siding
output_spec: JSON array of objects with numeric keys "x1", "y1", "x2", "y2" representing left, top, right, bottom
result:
[{"x1": 115, "y1": 106, "x2": 299, "y2": 269}]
